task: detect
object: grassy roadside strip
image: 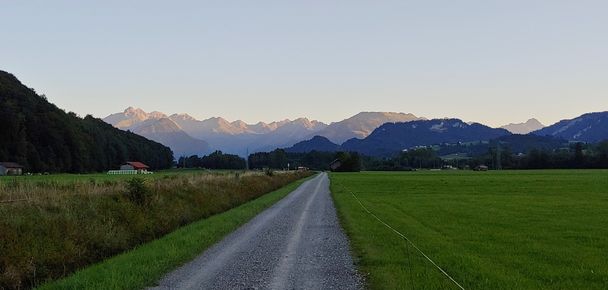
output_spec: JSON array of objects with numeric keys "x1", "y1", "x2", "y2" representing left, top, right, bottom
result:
[
  {"x1": 39, "y1": 174, "x2": 316, "y2": 290},
  {"x1": 329, "y1": 173, "x2": 375, "y2": 289}
]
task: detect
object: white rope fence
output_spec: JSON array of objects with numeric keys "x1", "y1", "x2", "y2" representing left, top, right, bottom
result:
[{"x1": 350, "y1": 191, "x2": 465, "y2": 290}]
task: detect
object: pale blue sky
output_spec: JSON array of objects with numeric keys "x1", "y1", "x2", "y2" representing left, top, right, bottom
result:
[{"x1": 1, "y1": 0, "x2": 607, "y2": 126}]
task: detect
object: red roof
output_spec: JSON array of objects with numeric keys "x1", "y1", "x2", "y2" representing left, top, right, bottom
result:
[
  {"x1": 0, "y1": 162, "x2": 24, "y2": 168},
  {"x1": 126, "y1": 161, "x2": 149, "y2": 169}
]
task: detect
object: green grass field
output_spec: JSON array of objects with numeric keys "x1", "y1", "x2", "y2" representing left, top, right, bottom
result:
[
  {"x1": 330, "y1": 170, "x2": 608, "y2": 289},
  {"x1": 0, "y1": 169, "x2": 210, "y2": 184}
]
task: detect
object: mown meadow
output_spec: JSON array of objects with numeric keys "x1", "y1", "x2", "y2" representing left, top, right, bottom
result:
[
  {"x1": 330, "y1": 170, "x2": 608, "y2": 289},
  {"x1": 0, "y1": 170, "x2": 312, "y2": 289}
]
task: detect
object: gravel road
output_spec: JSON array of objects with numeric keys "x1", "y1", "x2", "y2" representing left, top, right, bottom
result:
[{"x1": 150, "y1": 172, "x2": 362, "y2": 290}]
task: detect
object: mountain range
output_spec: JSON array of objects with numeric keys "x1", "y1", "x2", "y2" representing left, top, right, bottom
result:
[
  {"x1": 104, "y1": 108, "x2": 328, "y2": 156},
  {"x1": 287, "y1": 112, "x2": 608, "y2": 157},
  {"x1": 313, "y1": 112, "x2": 423, "y2": 144},
  {"x1": 287, "y1": 119, "x2": 510, "y2": 156},
  {"x1": 341, "y1": 119, "x2": 511, "y2": 156},
  {"x1": 103, "y1": 109, "x2": 424, "y2": 156},
  {"x1": 105, "y1": 108, "x2": 213, "y2": 157},
  {"x1": 104, "y1": 107, "x2": 608, "y2": 158}
]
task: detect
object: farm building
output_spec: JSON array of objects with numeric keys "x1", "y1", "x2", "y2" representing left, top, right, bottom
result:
[
  {"x1": 109, "y1": 161, "x2": 152, "y2": 175},
  {"x1": 329, "y1": 159, "x2": 342, "y2": 171},
  {"x1": 474, "y1": 165, "x2": 489, "y2": 171},
  {"x1": 120, "y1": 161, "x2": 150, "y2": 172},
  {"x1": 0, "y1": 162, "x2": 24, "y2": 176}
]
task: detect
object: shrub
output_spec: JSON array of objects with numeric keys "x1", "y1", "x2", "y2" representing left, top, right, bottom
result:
[
  {"x1": 264, "y1": 168, "x2": 274, "y2": 176},
  {"x1": 125, "y1": 177, "x2": 151, "y2": 205}
]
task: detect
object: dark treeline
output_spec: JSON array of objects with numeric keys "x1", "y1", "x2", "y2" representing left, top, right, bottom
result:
[
  {"x1": 248, "y1": 149, "x2": 362, "y2": 172},
  {"x1": 468, "y1": 141, "x2": 608, "y2": 169},
  {"x1": 364, "y1": 141, "x2": 608, "y2": 170},
  {"x1": 362, "y1": 148, "x2": 443, "y2": 171},
  {"x1": 0, "y1": 71, "x2": 174, "y2": 173},
  {"x1": 178, "y1": 151, "x2": 246, "y2": 169},
  {"x1": 435, "y1": 134, "x2": 568, "y2": 157},
  {"x1": 332, "y1": 152, "x2": 362, "y2": 172},
  {"x1": 248, "y1": 149, "x2": 290, "y2": 170},
  {"x1": 254, "y1": 140, "x2": 608, "y2": 172}
]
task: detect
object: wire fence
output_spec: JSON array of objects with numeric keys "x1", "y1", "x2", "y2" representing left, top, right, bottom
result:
[{"x1": 351, "y1": 191, "x2": 465, "y2": 290}]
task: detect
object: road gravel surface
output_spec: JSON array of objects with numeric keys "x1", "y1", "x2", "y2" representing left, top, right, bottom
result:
[{"x1": 150, "y1": 172, "x2": 362, "y2": 290}]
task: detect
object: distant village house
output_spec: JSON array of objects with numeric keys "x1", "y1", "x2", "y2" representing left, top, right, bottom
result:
[
  {"x1": 0, "y1": 162, "x2": 24, "y2": 176},
  {"x1": 474, "y1": 165, "x2": 489, "y2": 171}
]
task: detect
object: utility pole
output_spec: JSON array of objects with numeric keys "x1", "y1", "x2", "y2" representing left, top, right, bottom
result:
[{"x1": 496, "y1": 142, "x2": 502, "y2": 170}]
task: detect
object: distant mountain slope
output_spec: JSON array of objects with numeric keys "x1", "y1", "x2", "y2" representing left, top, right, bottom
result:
[
  {"x1": 500, "y1": 118, "x2": 545, "y2": 134},
  {"x1": 103, "y1": 109, "x2": 211, "y2": 157},
  {"x1": 436, "y1": 134, "x2": 568, "y2": 157},
  {"x1": 252, "y1": 118, "x2": 329, "y2": 153},
  {"x1": 285, "y1": 136, "x2": 340, "y2": 153},
  {"x1": 342, "y1": 119, "x2": 511, "y2": 156},
  {"x1": 287, "y1": 128, "x2": 566, "y2": 157},
  {"x1": 497, "y1": 134, "x2": 567, "y2": 153},
  {"x1": 313, "y1": 112, "x2": 422, "y2": 144},
  {"x1": 0, "y1": 71, "x2": 173, "y2": 172},
  {"x1": 533, "y1": 112, "x2": 608, "y2": 143},
  {"x1": 132, "y1": 118, "x2": 211, "y2": 157}
]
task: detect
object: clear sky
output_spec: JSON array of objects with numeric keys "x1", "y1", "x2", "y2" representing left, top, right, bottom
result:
[{"x1": 1, "y1": 0, "x2": 607, "y2": 127}]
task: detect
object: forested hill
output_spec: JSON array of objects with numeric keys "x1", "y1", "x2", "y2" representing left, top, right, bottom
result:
[
  {"x1": 533, "y1": 111, "x2": 608, "y2": 143},
  {"x1": 0, "y1": 71, "x2": 173, "y2": 172}
]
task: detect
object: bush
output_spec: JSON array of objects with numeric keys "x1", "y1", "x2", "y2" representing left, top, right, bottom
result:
[
  {"x1": 264, "y1": 168, "x2": 275, "y2": 176},
  {"x1": 125, "y1": 177, "x2": 151, "y2": 205}
]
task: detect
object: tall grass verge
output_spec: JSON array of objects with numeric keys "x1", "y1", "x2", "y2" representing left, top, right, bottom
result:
[
  {"x1": 0, "y1": 171, "x2": 312, "y2": 289},
  {"x1": 38, "y1": 174, "x2": 314, "y2": 290}
]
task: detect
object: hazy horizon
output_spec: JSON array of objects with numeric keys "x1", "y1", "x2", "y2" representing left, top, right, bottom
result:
[{"x1": 2, "y1": 1, "x2": 607, "y2": 127}]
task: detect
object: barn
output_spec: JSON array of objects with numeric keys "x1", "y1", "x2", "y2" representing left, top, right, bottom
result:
[
  {"x1": 0, "y1": 162, "x2": 24, "y2": 176},
  {"x1": 120, "y1": 161, "x2": 150, "y2": 173}
]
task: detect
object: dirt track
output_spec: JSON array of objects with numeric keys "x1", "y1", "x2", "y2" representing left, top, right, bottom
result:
[{"x1": 150, "y1": 172, "x2": 362, "y2": 290}]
